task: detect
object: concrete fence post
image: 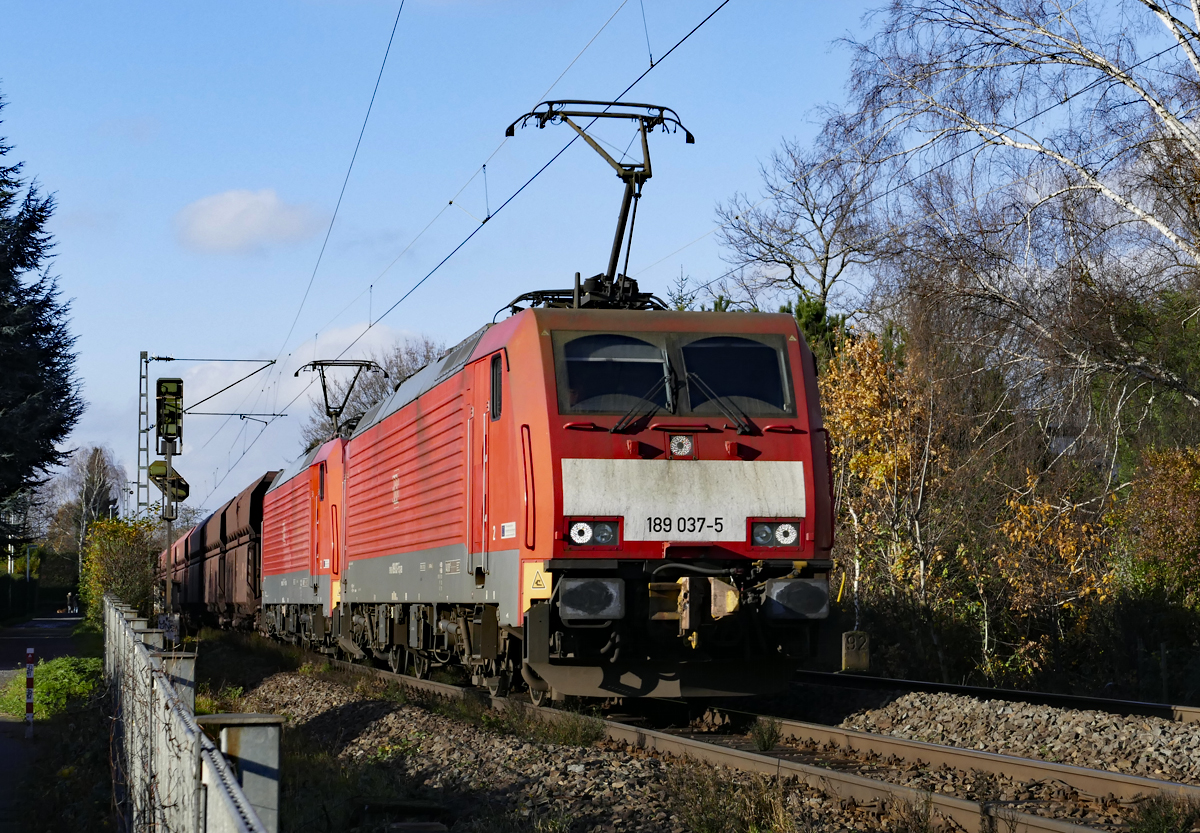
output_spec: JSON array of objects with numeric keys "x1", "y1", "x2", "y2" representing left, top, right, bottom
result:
[
  {"x1": 151, "y1": 651, "x2": 197, "y2": 712},
  {"x1": 197, "y1": 714, "x2": 286, "y2": 833},
  {"x1": 136, "y1": 629, "x2": 165, "y2": 650}
]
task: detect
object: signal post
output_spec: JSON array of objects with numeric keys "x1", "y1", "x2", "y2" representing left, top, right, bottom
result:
[{"x1": 151, "y1": 379, "x2": 189, "y2": 631}]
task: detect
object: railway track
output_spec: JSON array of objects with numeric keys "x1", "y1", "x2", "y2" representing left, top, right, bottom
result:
[
  {"x1": 790, "y1": 669, "x2": 1200, "y2": 724},
  {"x1": 308, "y1": 655, "x2": 1200, "y2": 833}
]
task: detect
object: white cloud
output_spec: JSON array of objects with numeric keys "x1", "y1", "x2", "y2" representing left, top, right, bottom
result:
[{"x1": 175, "y1": 189, "x2": 321, "y2": 254}]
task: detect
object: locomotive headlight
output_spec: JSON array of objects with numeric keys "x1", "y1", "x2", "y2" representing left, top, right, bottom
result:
[
  {"x1": 774, "y1": 523, "x2": 799, "y2": 546},
  {"x1": 592, "y1": 521, "x2": 617, "y2": 545},
  {"x1": 749, "y1": 519, "x2": 803, "y2": 548},
  {"x1": 565, "y1": 518, "x2": 621, "y2": 547},
  {"x1": 669, "y1": 434, "x2": 694, "y2": 458},
  {"x1": 752, "y1": 523, "x2": 775, "y2": 546},
  {"x1": 569, "y1": 522, "x2": 594, "y2": 545}
]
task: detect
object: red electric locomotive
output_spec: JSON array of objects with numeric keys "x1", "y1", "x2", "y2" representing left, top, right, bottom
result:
[
  {"x1": 255, "y1": 275, "x2": 833, "y2": 700},
  {"x1": 160, "y1": 101, "x2": 834, "y2": 700}
]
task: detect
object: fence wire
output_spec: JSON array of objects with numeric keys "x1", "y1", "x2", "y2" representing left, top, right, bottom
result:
[{"x1": 104, "y1": 595, "x2": 267, "y2": 833}]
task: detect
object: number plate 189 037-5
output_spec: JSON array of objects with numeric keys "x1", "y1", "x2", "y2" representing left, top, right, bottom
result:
[{"x1": 561, "y1": 458, "x2": 806, "y2": 542}]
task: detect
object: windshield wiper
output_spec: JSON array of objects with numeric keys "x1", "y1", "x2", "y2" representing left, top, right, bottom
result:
[
  {"x1": 611, "y1": 371, "x2": 673, "y2": 434},
  {"x1": 686, "y1": 371, "x2": 755, "y2": 435}
]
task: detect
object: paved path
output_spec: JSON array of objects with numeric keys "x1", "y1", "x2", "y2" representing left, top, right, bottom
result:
[
  {"x1": 0, "y1": 613, "x2": 83, "y2": 828},
  {"x1": 0, "y1": 612, "x2": 82, "y2": 684}
]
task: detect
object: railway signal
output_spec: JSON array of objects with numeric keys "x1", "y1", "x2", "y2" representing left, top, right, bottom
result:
[
  {"x1": 148, "y1": 459, "x2": 190, "y2": 503},
  {"x1": 156, "y1": 377, "x2": 184, "y2": 454}
]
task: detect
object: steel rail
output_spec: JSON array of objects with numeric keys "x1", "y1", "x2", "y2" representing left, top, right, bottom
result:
[
  {"x1": 793, "y1": 670, "x2": 1200, "y2": 724},
  {"x1": 715, "y1": 707, "x2": 1200, "y2": 804},
  {"x1": 569, "y1": 716, "x2": 1099, "y2": 833},
  {"x1": 313, "y1": 656, "x2": 1133, "y2": 833}
]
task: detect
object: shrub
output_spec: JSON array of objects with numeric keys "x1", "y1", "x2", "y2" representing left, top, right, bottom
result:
[
  {"x1": 1127, "y1": 795, "x2": 1200, "y2": 833},
  {"x1": 1117, "y1": 447, "x2": 1200, "y2": 610},
  {"x1": 750, "y1": 716, "x2": 784, "y2": 751},
  {"x1": 79, "y1": 517, "x2": 159, "y2": 622},
  {"x1": 0, "y1": 656, "x2": 102, "y2": 719}
]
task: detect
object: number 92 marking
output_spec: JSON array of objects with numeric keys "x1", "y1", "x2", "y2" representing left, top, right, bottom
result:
[{"x1": 645, "y1": 517, "x2": 723, "y2": 534}]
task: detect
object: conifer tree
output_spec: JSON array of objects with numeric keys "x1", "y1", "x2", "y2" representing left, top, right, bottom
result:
[{"x1": 0, "y1": 97, "x2": 84, "y2": 506}]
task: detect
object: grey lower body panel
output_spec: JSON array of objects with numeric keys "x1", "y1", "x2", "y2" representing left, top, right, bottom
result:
[
  {"x1": 527, "y1": 658, "x2": 797, "y2": 699},
  {"x1": 342, "y1": 546, "x2": 522, "y2": 625},
  {"x1": 262, "y1": 571, "x2": 329, "y2": 607}
]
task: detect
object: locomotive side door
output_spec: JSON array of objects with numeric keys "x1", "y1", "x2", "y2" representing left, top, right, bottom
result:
[
  {"x1": 470, "y1": 359, "x2": 491, "y2": 578},
  {"x1": 310, "y1": 461, "x2": 323, "y2": 605},
  {"x1": 327, "y1": 445, "x2": 344, "y2": 616}
]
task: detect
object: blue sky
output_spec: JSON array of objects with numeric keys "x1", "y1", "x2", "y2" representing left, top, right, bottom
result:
[{"x1": 3, "y1": 0, "x2": 869, "y2": 512}]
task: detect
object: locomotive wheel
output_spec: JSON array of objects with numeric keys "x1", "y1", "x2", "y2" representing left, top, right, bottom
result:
[
  {"x1": 412, "y1": 654, "x2": 431, "y2": 680},
  {"x1": 529, "y1": 686, "x2": 550, "y2": 707},
  {"x1": 387, "y1": 647, "x2": 405, "y2": 675}
]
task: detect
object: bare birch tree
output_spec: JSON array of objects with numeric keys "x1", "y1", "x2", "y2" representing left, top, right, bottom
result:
[
  {"x1": 716, "y1": 121, "x2": 895, "y2": 308},
  {"x1": 43, "y1": 446, "x2": 125, "y2": 577},
  {"x1": 845, "y1": 0, "x2": 1200, "y2": 408}
]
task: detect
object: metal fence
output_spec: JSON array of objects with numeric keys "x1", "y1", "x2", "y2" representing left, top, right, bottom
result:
[{"x1": 104, "y1": 595, "x2": 278, "y2": 833}]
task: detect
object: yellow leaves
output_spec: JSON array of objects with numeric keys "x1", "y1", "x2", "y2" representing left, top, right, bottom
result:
[
  {"x1": 993, "y1": 477, "x2": 1111, "y2": 617},
  {"x1": 821, "y1": 335, "x2": 938, "y2": 500}
]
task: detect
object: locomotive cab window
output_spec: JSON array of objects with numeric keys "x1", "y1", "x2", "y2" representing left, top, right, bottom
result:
[
  {"x1": 490, "y1": 352, "x2": 502, "y2": 421},
  {"x1": 554, "y1": 333, "x2": 671, "y2": 414},
  {"x1": 680, "y1": 335, "x2": 794, "y2": 417}
]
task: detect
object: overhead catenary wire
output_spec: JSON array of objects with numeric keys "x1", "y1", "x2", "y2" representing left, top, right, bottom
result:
[
  {"x1": 272, "y1": 0, "x2": 407, "y2": 367},
  {"x1": 184, "y1": 361, "x2": 274, "y2": 414},
  {"x1": 226, "y1": 0, "x2": 639, "y2": 441},
  {"x1": 335, "y1": 0, "x2": 734, "y2": 358},
  {"x1": 634, "y1": 36, "x2": 1179, "y2": 293},
  {"x1": 198, "y1": 0, "x2": 734, "y2": 507},
  {"x1": 300, "y1": 0, "x2": 636, "y2": 345},
  {"x1": 206, "y1": 0, "x2": 411, "y2": 447},
  {"x1": 195, "y1": 2, "x2": 639, "y2": 497}
]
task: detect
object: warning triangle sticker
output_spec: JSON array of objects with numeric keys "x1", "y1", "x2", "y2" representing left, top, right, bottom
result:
[{"x1": 532, "y1": 570, "x2": 546, "y2": 589}]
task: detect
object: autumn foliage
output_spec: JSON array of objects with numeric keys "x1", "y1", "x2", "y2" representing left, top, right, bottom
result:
[
  {"x1": 1117, "y1": 447, "x2": 1200, "y2": 610},
  {"x1": 820, "y1": 334, "x2": 1121, "y2": 686},
  {"x1": 79, "y1": 518, "x2": 159, "y2": 623}
]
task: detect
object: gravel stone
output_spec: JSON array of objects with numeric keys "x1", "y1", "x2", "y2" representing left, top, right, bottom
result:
[
  {"x1": 236, "y1": 671, "x2": 937, "y2": 832},
  {"x1": 839, "y1": 691, "x2": 1200, "y2": 784}
]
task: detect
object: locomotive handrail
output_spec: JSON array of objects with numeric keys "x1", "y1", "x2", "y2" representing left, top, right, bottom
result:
[
  {"x1": 647, "y1": 422, "x2": 721, "y2": 432},
  {"x1": 763, "y1": 424, "x2": 808, "y2": 434},
  {"x1": 562, "y1": 421, "x2": 606, "y2": 431},
  {"x1": 521, "y1": 425, "x2": 536, "y2": 550}
]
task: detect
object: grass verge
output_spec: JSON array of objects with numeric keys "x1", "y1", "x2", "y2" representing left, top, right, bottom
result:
[
  {"x1": 667, "y1": 757, "x2": 798, "y2": 833},
  {"x1": 1128, "y1": 795, "x2": 1200, "y2": 833}
]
